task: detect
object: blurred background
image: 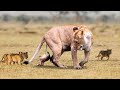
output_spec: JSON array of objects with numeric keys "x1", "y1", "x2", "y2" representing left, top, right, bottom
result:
[{"x1": 0, "y1": 11, "x2": 120, "y2": 24}]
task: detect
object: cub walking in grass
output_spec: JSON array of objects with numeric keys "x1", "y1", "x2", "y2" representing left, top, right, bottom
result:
[
  {"x1": 96, "y1": 49, "x2": 112, "y2": 60},
  {"x1": 1, "y1": 52, "x2": 28, "y2": 65}
]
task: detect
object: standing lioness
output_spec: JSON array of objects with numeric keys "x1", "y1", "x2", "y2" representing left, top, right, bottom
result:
[{"x1": 24, "y1": 25, "x2": 93, "y2": 69}]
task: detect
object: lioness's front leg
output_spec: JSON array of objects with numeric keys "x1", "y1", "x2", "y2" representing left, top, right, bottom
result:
[
  {"x1": 79, "y1": 50, "x2": 90, "y2": 68},
  {"x1": 71, "y1": 46, "x2": 82, "y2": 69}
]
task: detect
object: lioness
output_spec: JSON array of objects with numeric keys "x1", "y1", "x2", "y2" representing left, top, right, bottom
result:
[
  {"x1": 1, "y1": 52, "x2": 28, "y2": 65},
  {"x1": 24, "y1": 25, "x2": 93, "y2": 69}
]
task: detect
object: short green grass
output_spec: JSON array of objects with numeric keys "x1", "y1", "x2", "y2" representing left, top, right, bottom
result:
[{"x1": 0, "y1": 22, "x2": 120, "y2": 79}]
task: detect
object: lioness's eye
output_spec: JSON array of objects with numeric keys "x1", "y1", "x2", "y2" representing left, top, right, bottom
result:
[{"x1": 75, "y1": 42, "x2": 79, "y2": 44}]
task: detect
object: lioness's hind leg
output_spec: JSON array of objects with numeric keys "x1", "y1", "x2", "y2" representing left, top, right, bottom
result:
[
  {"x1": 45, "y1": 39, "x2": 66, "y2": 68},
  {"x1": 38, "y1": 54, "x2": 50, "y2": 66},
  {"x1": 50, "y1": 47, "x2": 66, "y2": 68}
]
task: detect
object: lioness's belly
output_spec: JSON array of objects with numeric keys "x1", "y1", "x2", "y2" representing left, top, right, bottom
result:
[{"x1": 62, "y1": 45, "x2": 71, "y2": 51}]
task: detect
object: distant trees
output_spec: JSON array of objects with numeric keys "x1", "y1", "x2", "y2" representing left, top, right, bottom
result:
[
  {"x1": 49, "y1": 11, "x2": 100, "y2": 23},
  {"x1": 1, "y1": 14, "x2": 14, "y2": 22},
  {"x1": 0, "y1": 14, "x2": 50, "y2": 24},
  {"x1": 96, "y1": 14, "x2": 116, "y2": 23},
  {"x1": 17, "y1": 15, "x2": 31, "y2": 24},
  {"x1": 49, "y1": 11, "x2": 69, "y2": 21},
  {"x1": 0, "y1": 11, "x2": 119, "y2": 23}
]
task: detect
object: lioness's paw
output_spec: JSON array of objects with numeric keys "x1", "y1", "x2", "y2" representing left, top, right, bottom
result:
[
  {"x1": 37, "y1": 63, "x2": 44, "y2": 66},
  {"x1": 59, "y1": 65, "x2": 67, "y2": 68},
  {"x1": 74, "y1": 66, "x2": 82, "y2": 69},
  {"x1": 79, "y1": 62, "x2": 84, "y2": 68}
]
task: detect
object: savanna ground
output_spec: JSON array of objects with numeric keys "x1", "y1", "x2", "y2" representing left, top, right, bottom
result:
[{"x1": 0, "y1": 22, "x2": 120, "y2": 79}]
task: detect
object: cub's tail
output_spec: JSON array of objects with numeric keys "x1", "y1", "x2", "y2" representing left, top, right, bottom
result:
[
  {"x1": 95, "y1": 52, "x2": 101, "y2": 58},
  {"x1": 0, "y1": 54, "x2": 8, "y2": 62}
]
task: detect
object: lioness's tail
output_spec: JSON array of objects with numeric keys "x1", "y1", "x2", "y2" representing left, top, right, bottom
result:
[{"x1": 24, "y1": 37, "x2": 45, "y2": 64}]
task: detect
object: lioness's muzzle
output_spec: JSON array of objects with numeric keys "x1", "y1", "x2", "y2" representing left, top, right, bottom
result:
[{"x1": 80, "y1": 45, "x2": 83, "y2": 50}]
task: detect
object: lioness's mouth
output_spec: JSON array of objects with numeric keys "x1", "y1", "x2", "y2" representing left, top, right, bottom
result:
[{"x1": 80, "y1": 45, "x2": 83, "y2": 51}]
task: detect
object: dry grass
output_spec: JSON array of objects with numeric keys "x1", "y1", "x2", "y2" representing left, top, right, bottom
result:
[{"x1": 0, "y1": 22, "x2": 120, "y2": 79}]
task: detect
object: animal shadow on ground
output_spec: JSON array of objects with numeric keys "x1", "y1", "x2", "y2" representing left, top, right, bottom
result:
[
  {"x1": 18, "y1": 31, "x2": 38, "y2": 34},
  {"x1": 90, "y1": 59, "x2": 120, "y2": 62},
  {"x1": 90, "y1": 59, "x2": 108, "y2": 62},
  {"x1": 33, "y1": 65, "x2": 87, "y2": 70}
]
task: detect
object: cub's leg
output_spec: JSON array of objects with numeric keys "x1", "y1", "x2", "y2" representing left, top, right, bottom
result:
[
  {"x1": 6, "y1": 55, "x2": 12, "y2": 65},
  {"x1": 101, "y1": 56, "x2": 103, "y2": 60},
  {"x1": 107, "y1": 55, "x2": 109, "y2": 60},
  {"x1": 17, "y1": 59, "x2": 22, "y2": 65},
  {"x1": 7, "y1": 59, "x2": 12, "y2": 65}
]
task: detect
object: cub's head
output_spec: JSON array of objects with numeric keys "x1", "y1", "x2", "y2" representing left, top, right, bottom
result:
[
  {"x1": 107, "y1": 49, "x2": 112, "y2": 54},
  {"x1": 73, "y1": 26, "x2": 86, "y2": 49},
  {"x1": 19, "y1": 52, "x2": 28, "y2": 59}
]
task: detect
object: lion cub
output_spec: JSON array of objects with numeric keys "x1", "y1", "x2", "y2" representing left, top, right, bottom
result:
[
  {"x1": 96, "y1": 49, "x2": 112, "y2": 60},
  {"x1": 1, "y1": 52, "x2": 28, "y2": 65}
]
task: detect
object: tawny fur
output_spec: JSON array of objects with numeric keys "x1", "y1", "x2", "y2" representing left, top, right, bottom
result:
[{"x1": 1, "y1": 52, "x2": 28, "y2": 65}]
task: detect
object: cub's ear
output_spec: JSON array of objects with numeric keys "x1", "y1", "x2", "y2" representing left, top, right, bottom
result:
[{"x1": 73, "y1": 27, "x2": 79, "y2": 32}]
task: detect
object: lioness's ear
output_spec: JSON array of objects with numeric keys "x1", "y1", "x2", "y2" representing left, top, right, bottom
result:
[
  {"x1": 74, "y1": 39, "x2": 78, "y2": 42},
  {"x1": 73, "y1": 27, "x2": 79, "y2": 32},
  {"x1": 81, "y1": 31, "x2": 84, "y2": 35}
]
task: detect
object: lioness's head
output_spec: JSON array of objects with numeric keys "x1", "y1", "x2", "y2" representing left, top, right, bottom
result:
[
  {"x1": 19, "y1": 52, "x2": 28, "y2": 59},
  {"x1": 73, "y1": 26, "x2": 86, "y2": 49}
]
